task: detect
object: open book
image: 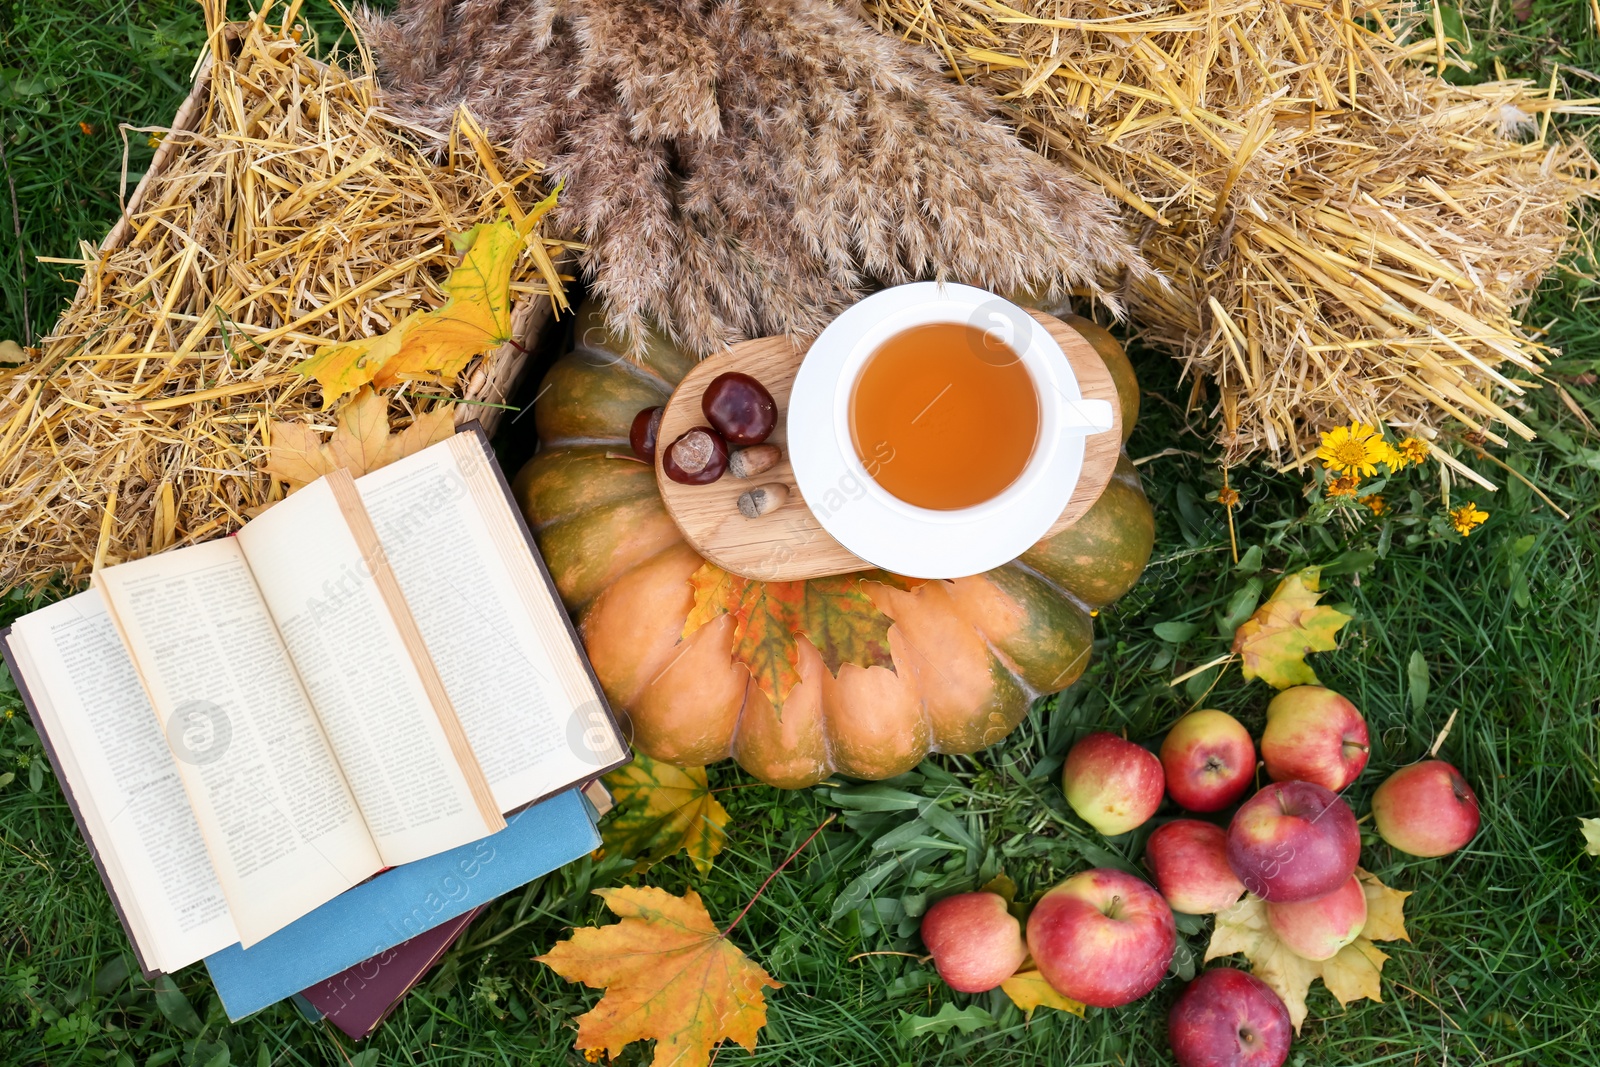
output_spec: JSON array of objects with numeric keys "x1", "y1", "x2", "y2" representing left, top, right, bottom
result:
[{"x1": 1, "y1": 430, "x2": 628, "y2": 973}]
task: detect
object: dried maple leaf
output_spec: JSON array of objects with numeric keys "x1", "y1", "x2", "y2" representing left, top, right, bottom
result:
[
  {"x1": 1205, "y1": 868, "x2": 1411, "y2": 1032},
  {"x1": 262, "y1": 388, "x2": 456, "y2": 491},
  {"x1": 681, "y1": 562, "x2": 898, "y2": 708},
  {"x1": 999, "y1": 969, "x2": 1085, "y2": 1020},
  {"x1": 599, "y1": 752, "x2": 730, "y2": 875},
  {"x1": 297, "y1": 189, "x2": 557, "y2": 407},
  {"x1": 1231, "y1": 567, "x2": 1352, "y2": 688},
  {"x1": 536, "y1": 886, "x2": 781, "y2": 1067}
]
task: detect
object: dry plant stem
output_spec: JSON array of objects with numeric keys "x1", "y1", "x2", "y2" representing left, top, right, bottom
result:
[
  {"x1": 722, "y1": 812, "x2": 837, "y2": 938},
  {"x1": 868, "y1": 0, "x2": 1600, "y2": 461},
  {"x1": 1170, "y1": 652, "x2": 1236, "y2": 689},
  {"x1": 847, "y1": 951, "x2": 931, "y2": 963},
  {"x1": 1429, "y1": 709, "x2": 1460, "y2": 758},
  {"x1": 0, "y1": 0, "x2": 567, "y2": 593}
]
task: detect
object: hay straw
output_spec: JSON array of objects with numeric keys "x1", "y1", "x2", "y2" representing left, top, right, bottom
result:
[
  {"x1": 0, "y1": 0, "x2": 567, "y2": 593},
  {"x1": 869, "y1": 0, "x2": 1600, "y2": 462}
]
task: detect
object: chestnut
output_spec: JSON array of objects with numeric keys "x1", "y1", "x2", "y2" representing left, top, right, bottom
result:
[
  {"x1": 662, "y1": 426, "x2": 729, "y2": 485},
  {"x1": 702, "y1": 372, "x2": 777, "y2": 445},
  {"x1": 630, "y1": 406, "x2": 663, "y2": 461}
]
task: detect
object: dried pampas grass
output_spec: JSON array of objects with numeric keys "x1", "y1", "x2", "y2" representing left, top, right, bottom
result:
[
  {"x1": 868, "y1": 0, "x2": 1600, "y2": 462},
  {"x1": 0, "y1": 0, "x2": 566, "y2": 593},
  {"x1": 361, "y1": 0, "x2": 1148, "y2": 358}
]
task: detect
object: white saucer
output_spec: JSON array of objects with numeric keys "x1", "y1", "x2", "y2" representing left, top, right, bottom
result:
[{"x1": 787, "y1": 283, "x2": 1113, "y2": 580}]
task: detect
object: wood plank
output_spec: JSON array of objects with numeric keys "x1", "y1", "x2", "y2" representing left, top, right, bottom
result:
[{"x1": 655, "y1": 310, "x2": 1122, "y2": 581}]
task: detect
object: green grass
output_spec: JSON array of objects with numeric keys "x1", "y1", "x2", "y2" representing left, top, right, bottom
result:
[{"x1": 4, "y1": 0, "x2": 1600, "y2": 1065}]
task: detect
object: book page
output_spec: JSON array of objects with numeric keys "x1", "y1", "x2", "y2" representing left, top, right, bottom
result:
[
  {"x1": 235, "y1": 474, "x2": 502, "y2": 865},
  {"x1": 7, "y1": 590, "x2": 239, "y2": 973},
  {"x1": 94, "y1": 538, "x2": 382, "y2": 947},
  {"x1": 355, "y1": 433, "x2": 627, "y2": 812}
]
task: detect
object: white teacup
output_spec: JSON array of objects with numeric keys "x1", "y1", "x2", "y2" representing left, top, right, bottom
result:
[{"x1": 788, "y1": 282, "x2": 1114, "y2": 579}]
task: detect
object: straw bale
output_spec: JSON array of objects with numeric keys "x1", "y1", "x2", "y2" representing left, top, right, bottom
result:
[
  {"x1": 868, "y1": 0, "x2": 1600, "y2": 461},
  {"x1": 0, "y1": 1, "x2": 567, "y2": 593}
]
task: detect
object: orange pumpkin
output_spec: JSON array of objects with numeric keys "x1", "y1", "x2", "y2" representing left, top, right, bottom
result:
[{"x1": 515, "y1": 303, "x2": 1154, "y2": 788}]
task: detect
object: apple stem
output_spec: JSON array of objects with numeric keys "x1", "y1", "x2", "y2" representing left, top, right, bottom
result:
[{"x1": 722, "y1": 812, "x2": 837, "y2": 938}]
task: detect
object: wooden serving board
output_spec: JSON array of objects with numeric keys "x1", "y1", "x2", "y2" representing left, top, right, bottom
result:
[{"x1": 654, "y1": 310, "x2": 1122, "y2": 581}]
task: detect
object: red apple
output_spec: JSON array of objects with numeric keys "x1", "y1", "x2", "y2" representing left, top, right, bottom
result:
[
  {"x1": 1062, "y1": 732, "x2": 1165, "y2": 836},
  {"x1": 1265, "y1": 873, "x2": 1367, "y2": 960},
  {"x1": 1160, "y1": 709, "x2": 1256, "y2": 812},
  {"x1": 1226, "y1": 781, "x2": 1360, "y2": 902},
  {"x1": 1168, "y1": 967, "x2": 1293, "y2": 1067},
  {"x1": 1260, "y1": 686, "x2": 1370, "y2": 792},
  {"x1": 1371, "y1": 760, "x2": 1480, "y2": 857},
  {"x1": 1146, "y1": 819, "x2": 1247, "y2": 915},
  {"x1": 919, "y1": 891, "x2": 1027, "y2": 992},
  {"x1": 1025, "y1": 868, "x2": 1175, "y2": 1008}
]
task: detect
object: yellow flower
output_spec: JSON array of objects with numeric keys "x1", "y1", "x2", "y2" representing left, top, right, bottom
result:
[
  {"x1": 1448, "y1": 502, "x2": 1488, "y2": 536},
  {"x1": 1326, "y1": 474, "x2": 1361, "y2": 497},
  {"x1": 583, "y1": 1048, "x2": 607, "y2": 1064},
  {"x1": 1396, "y1": 437, "x2": 1431, "y2": 467},
  {"x1": 1359, "y1": 493, "x2": 1387, "y2": 516},
  {"x1": 1218, "y1": 486, "x2": 1240, "y2": 507},
  {"x1": 1316, "y1": 423, "x2": 1385, "y2": 477}
]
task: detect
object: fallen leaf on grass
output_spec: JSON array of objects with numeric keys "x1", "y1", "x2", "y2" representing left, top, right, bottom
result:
[
  {"x1": 895, "y1": 1002, "x2": 995, "y2": 1041},
  {"x1": 263, "y1": 388, "x2": 457, "y2": 491},
  {"x1": 598, "y1": 751, "x2": 729, "y2": 875},
  {"x1": 297, "y1": 189, "x2": 558, "y2": 407},
  {"x1": 1205, "y1": 868, "x2": 1410, "y2": 1032},
  {"x1": 999, "y1": 969, "x2": 1085, "y2": 1020},
  {"x1": 1581, "y1": 818, "x2": 1600, "y2": 857},
  {"x1": 1232, "y1": 567, "x2": 1352, "y2": 688},
  {"x1": 536, "y1": 886, "x2": 780, "y2": 1067},
  {"x1": 682, "y1": 562, "x2": 899, "y2": 709}
]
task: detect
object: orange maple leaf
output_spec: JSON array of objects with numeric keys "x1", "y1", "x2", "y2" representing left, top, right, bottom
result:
[
  {"x1": 536, "y1": 886, "x2": 781, "y2": 1067},
  {"x1": 681, "y1": 563, "x2": 899, "y2": 708},
  {"x1": 297, "y1": 188, "x2": 558, "y2": 407},
  {"x1": 262, "y1": 388, "x2": 457, "y2": 491},
  {"x1": 1231, "y1": 567, "x2": 1352, "y2": 688}
]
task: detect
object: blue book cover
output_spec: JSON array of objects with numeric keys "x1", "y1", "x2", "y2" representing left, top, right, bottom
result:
[{"x1": 204, "y1": 789, "x2": 598, "y2": 1020}]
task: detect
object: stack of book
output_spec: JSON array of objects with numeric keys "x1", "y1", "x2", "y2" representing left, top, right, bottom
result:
[{"x1": 2, "y1": 430, "x2": 630, "y2": 1033}]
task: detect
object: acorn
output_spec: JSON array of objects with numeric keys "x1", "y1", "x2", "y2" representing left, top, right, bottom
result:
[
  {"x1": 737, "y1": 483, "x2": 790, "y2": 518},
  {"x1": 728, "y1": 444, "x2": 781, "y2": 479}
]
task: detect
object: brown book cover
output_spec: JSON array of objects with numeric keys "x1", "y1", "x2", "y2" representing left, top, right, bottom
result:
[{"x1": 299, "y1": 905, "x2": 484, "y2": 1040}]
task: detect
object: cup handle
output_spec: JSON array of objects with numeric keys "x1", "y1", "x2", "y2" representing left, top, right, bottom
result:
[{"x1": 1059, "y1": 398, "x2": 1116, "y2": 434}]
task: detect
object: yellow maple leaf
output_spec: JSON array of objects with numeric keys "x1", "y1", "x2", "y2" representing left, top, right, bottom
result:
[
  {"x1": 297, "y1": 188, "x2": 558, "y2": 407},
  {"x1": 1204, "y1": 867, "x2": 1409, "y2": 1032},
  {"x1": 1231, "y1": 567, "x2": 1352, "y2": 688},
  {"x1": 1581, "y1": 818, "x2": 1600, "y2": 857},
  {"x1": 999, "y1": 969, "x2": 1085, "y2": 1020},
  {"x1": 1356, "y1": 867, "x2": 1412, "y2": 942},
  {"x1": 599, "y1": 752, "x2": 730, "y2": 876},
  {"x1": 262, "y1": 388, "x2": 457, "y2": 491},
  {"x1": 536, "y1": 886, "x2": 781, "y2": 1067}
]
